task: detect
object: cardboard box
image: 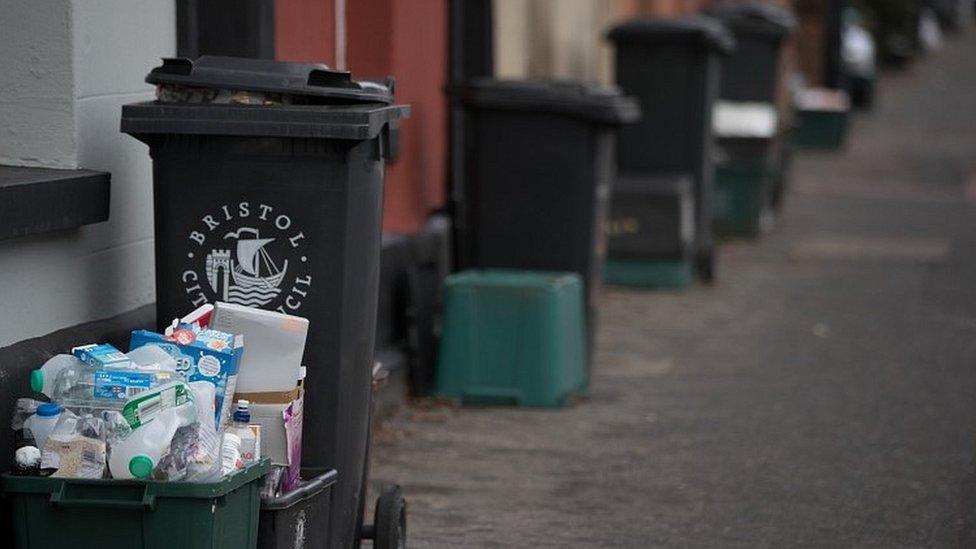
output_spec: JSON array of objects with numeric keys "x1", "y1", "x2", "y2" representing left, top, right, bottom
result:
[
  {"x1": 249, "y1": 390, "x2": 302, "y2": 466},
  {"x1": 210, "y1": 302, "x2": 308, "y2": 393},
  {"x1": 72, "y1": 343, "x2": 131, "y2": 369}
]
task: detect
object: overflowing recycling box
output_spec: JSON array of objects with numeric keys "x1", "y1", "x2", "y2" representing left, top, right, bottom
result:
[
  {"x1": 794, "y1": 88, "x2": 851, "y2": 150},
  {"x1": 2, "y1": 460, "x2": 269, "y2": 549},
  {"x1": 711, "y1": 101, "x2": 779, "y2": 238},
  {"x1": 713, "y1": 158, "x2": 774, "y2": 237},
  {"x1": 436, "y1": 270, "x2": 586, "y2": 407}
]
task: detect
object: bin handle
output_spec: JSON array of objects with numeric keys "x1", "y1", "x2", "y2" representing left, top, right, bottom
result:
[{"x1": 49, "y1": 482, "x2": 157, "y2": 512}]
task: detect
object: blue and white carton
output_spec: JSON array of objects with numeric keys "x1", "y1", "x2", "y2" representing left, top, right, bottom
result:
[
  {"x1": 129, "y1": 328, "x2": 243, "y2": 427},
  {"x1": 72, "y1": 343, "x2": 132, "y2": 369}
]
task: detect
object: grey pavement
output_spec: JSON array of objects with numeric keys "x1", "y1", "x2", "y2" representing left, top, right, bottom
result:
[{"x1": 368, "y1": 29, "x2": 976, "y2": 548}]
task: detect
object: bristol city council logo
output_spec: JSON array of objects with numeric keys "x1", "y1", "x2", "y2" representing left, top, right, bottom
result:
[{"x1": 180, "y1": 201, "x2": 312, "y2": 314}]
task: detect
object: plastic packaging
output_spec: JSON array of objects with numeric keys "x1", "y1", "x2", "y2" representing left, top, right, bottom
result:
[
  {"x1": 10, "y1": 398, "x2": 43, "y2": 476},
  {"x1": 13, "y1": 428, "x2": 41, "y2": 476},
  {"x1": 125, "y1": 344, "x2": 179, "y2": 372},
  {"x1": 110, "y1": 407, "x2": 179, "y2": 479},
  {"x1": 221, "y1": 432, "x2": 243, "y2": 475},
  {"x1": 49, "y1": 361, "x2": 177, "y2": 412},
  {"x1": 40, "y1": 412, "x2": 107, "y2": 479},
  {"x1": 10, "y1": 398, "x2": 41, "y2": 431},
  {"x1": 169, "y1": 380, "x2": 222, "y2": 482},
  {"x1": 30, "y1": 355, "x2": 85, "y2": 398},
  {"x1": 129, "y1": 329, "x2": 242, "y2": 427},
  {"x1": 156, "y1": 424, "x2": 199, "y2": 481},
  {"x1": 108, "y1": 381, "x2": 197, "y2": 479},
  {"x1": 281, "y1": 395, "x2": 304, "y2": 494},
  {"x1": 23, "y1": 403, "x2": 62, "y2": 450},
  {"x1": 229, "y1": 400, "x2": 258, "y2": 464}
]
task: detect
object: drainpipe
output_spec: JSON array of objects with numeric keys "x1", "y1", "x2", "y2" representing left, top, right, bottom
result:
[{"x1": 335, "y1": 0, "x2": 347, "y2": 70}]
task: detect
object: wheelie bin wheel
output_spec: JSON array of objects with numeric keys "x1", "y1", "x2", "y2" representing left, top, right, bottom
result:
[
  {"x1": 696, "y1": 250, "x2": 716, "y2": 284},
  {"x1": 374, "y1": 484, "x2": 407, "y2": 549}
]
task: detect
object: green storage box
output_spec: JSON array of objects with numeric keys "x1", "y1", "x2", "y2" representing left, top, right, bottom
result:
[
  {"x1": 794, "y1": 108, "x2": 848, "y2": 149},
  {"x1": 436, "y1": 270, "x2": 586, "y2": 407},
  {"x1": 713, "y1": 160, "x2": 773, "y2": 237},
  {"x1": 604, "y1": 258, "x2": 692, "y2": 289},
  {"x1": 793, "y1": 89, "x2": 851, "y2": 150},
  {"x1": 3, "y1": 459, "x2": 269, "y2": 549}
]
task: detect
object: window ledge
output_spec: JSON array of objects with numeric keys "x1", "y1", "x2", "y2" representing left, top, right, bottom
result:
[{"x1": 0, "y1": 165, "x2": 110, "y2": 241}]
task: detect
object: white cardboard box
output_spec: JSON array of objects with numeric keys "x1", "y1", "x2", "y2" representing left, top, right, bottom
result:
[{"x1": 211, "y1": 302, "x2": 309, "y2": 393}]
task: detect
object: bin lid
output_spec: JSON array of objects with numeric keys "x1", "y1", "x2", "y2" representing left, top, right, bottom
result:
[
  {"x1": 123, "y1": 57, "x2": 409, "y2": 141},
  {"x1": 705, "y1": 1, "x2": 797, "y2": 39},
  {"x1": 461, "y1": 79, "x2": 641, "y2": 125},
  {"x1": 146, "y1": 56, "x2": 393, "y2": 104},
  {"x1": 606, "y1": 15, "x2": 736, "y2": 54}
]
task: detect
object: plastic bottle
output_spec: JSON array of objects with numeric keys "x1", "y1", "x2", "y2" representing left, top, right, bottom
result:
[
  {"x1": 107, "y1": 384, "x2": 196, "y2": 480},
  {"x1": 229, "y1": 400, "x2": 258, "y2": 464},
  {"x1": 22, "y1": 403, "x2": 62, "y2": 450},
  {"x1": 49, "y1": 363, "x2": 177, "y2": 412},
  {"x1": 221, "y1": 432, "x2": 243, "y2": 475},
  {"x1": 30, "y1": 355, "x2": 85, "y2": 398},
  {"x1": 109, "y1": 407, "x2": 182, "y2": 479}
]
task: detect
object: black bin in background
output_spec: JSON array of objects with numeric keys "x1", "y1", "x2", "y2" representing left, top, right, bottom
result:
[
  {"x1": 259, "y1": 468, "x2": 337, "y2": 549},
  {"x1": 121, "y1": 56, "x2": 409, "y2": 549},
  {"x1": 606, "y1": 16, "x2": 734, "y2": 282},
  {"x1": 706, "y1": 2, "x2": 797, "y2": 215},
  {"x1": 456, "y1": 79, "x2": 639, "y2": 368},
  {"x1": 705, "y1": 1, "x2": 797, "y2": 104}
]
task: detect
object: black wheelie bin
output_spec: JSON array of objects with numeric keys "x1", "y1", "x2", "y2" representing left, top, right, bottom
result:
[
  {"x1": 706, "y1": 1, "x2": 797, "y2": 232},
  {"x1": 456, "y1": 79, "x2": 639, "y2": 376},
  {"x1": 121, "y1": 56, "x2": 409, "y2": 549},
  {"x1": 605, "y1": 16, "x2": 734, "y2": 286}
]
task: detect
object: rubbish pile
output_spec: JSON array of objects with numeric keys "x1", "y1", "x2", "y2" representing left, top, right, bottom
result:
[{"x1": 11, "y1": 302, "x2": 307, "y2": 496}]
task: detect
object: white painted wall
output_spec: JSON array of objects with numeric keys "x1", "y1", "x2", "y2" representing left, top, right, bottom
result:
[
  {"x1": 0, "y1": 0, "x2": 174, "y2": 346},
  {"x1": 0, "y1": 0, "x2": 77, "y2": 168}
]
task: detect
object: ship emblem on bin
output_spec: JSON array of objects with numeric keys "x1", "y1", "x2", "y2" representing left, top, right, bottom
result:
[
  {"x1": 181, "y1": 200, "x2": 311, "y2": 314},
  {"x1": 206, "y1": 228, "x2": 288, "y2": 307}
]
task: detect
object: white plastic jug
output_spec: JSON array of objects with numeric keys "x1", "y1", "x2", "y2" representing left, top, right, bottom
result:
[
  {"x1": 23, "y1": 403, "x2": 62, "y2": 449},
  {"x1": 30, "y1": 355, "x2": 85, "y2": 398},
  {"x1": 108, "y1": 382, "x2": 196, "y2": 479},
  {"x1": 109, "y1": 408, "x2": 180, "y2": 479}
]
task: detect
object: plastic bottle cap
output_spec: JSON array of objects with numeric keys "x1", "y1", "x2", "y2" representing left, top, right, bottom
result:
[
  {"x1": 30, "y1": 370, "x2": 44, "y2": 393},
  {"x1": 129, "y1": 455, "x2": 154, "y2": 478},
  {"x1": 36, "y1": 403, "x2": 61, "y2": 417},
  {"x1": 234, "y1": 400, "x2": 251, "y2": 423}
]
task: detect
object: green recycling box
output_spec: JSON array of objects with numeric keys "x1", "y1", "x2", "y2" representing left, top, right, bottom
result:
[
  {"x1": 713, "y1": 159, "x2": 774, "y2": 238},
  {"x1": 3, "y1": 459, "x2": 269, "y2": 549},
  {"x1": 604, "y1": 259, "x2": 693, "y2": 289},
  {"x1": 793, "y1": 88, "x2": 851, "y2": 150},
  {"x1": 436, "y1": 270, "x2": 586, "y2": 407}
]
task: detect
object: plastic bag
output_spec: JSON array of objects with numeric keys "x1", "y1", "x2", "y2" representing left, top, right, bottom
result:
[
  {"x1": 11, "y1": 398, "x2": 45, "y2": 476},
  {"x1": 280, "y1": 395, "x2": 304, "y2": 494},
  {"x1": 183, "y1": 381, "x2": 222, "y2": 481},
  {"x1": 155, "y1": 424, "x2": 199, "y2": 481},
  {"x1": 40, "y1": 411, "x2": 107, "y2": 479},
  {"x1": 10, "y1": 398, "x2": 41, "y2": 431}
]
